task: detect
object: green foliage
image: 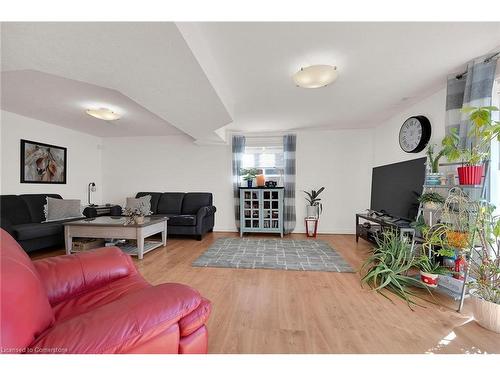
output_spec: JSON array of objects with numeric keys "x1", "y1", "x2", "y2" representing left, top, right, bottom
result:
[
  {"x1": 426, "y1": 144, "x2": 446, "y2": 173},
  {"x1": 240, "y1": 168, "x2": 260, "y2": 181},
  {"x1": 303, "y1": 187, "x2": 325, "y2": 214},
  {"x1": 468, "y1": 201, "x2": 500, "y2": 304},
  {"x1": 418, "y1": 255, "x2": 448, "y2": 275},
  {"x1": 441, "y1": 106, "x2": 500, "y2": 166},
  {"x1": 410, "y1": 215, "x2": 428, "y2": 237},
  {"x1": 361, "y1": 231, "x2": 427, "y2": 310},
  {"x1": 421, "y1": 223, "x2": 456, "y2": 258},
  {"x1": 418, "y1": 192, "x2": 445, "y2": 205}
]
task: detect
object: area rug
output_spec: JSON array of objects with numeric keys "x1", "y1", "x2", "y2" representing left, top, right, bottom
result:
[{"x1": 192, "y1": 238, "x2": 354, "y2": 272}]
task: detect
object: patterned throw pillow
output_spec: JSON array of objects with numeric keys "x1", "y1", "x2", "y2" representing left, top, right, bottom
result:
[
  {"x1": 125, "y1": 195, "x2": 152, "y2": 216},
  {"x1": 44, "y1": 197, "x2": 83, "y2": 222}
]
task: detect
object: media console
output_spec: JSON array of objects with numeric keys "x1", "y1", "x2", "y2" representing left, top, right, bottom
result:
[{"x1": 355, "y1": 212, "x2": 413, "y2": 245}]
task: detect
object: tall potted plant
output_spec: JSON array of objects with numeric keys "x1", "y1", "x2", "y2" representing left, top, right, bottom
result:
[
  {"x1": 468, "y1": 202, "x2": 500, "y2": 333},
  {"x1": 441, "y1": 106, "x2": 500, "y2": 185},
  {"x1": 303, "y1": 187, "x2": 325, "y2": 218}
]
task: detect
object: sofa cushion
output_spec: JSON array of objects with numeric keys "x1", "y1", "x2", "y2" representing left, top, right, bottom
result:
[
  {"x1": 0, "y1": 229, "x2": 55, "y2": 351},
  {"x1": 44, "y1": 197, "x2": 82, "y2": 222},
  {"x1": 181, "y1": 193, "x2": 213, "y2": 215},
  {"x1": 11, "y1": 222, "x2": 63, "y2": 241},
  {"x1": 167, "y1": 215, "x2": 197, "y2": 227},
  {"x1": 157, "y1": 193, "x2": 185, "y2": 215},
  {"x1": 20, "y1": 194, "x2": 62, "y2": 223},
  {"x1": 135, "y1": 192, "x2": 162, "y2": 214},
  {"x1": 0, "y1": 195, "x2": 32, "y2": 225}
]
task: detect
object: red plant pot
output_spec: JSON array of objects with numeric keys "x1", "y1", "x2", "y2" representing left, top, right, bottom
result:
[
  {"x1": 457, "y1": 165, "x2": 483, "y2": 185},
  {"x1": 420, "y1": 271, "x2": 439, "y2": 288}
]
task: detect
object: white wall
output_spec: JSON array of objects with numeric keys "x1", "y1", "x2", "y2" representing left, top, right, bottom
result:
[
  {"x1": 101, "y1": 129, "x2": 373, "y2": 234},
  {"x1": 295, "y1": 129, "x2": 373, "y2": 233},
  {"x1": 101, "y1": 134, "x2": 236, "y2": 231},
  {"x1": 373, "y1": 88, "x2": 446, "y2": 167},
  {"x1": 0, "y1": 110, "x2": 103, "y2": 203}
]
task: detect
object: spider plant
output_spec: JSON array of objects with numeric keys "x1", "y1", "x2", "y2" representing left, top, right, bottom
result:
[{"x1": 361, "y1": 231, "x2": 426, "y2": 310}]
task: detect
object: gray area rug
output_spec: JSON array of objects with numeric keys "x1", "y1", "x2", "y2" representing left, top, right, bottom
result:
[{"x1": 192, "y1": 238, "x2": 354, "y2": 272}]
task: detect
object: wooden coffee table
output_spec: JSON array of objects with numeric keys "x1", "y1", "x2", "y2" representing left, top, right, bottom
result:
[{"x1": 63, "y1": 216, "x2": 168, "y2": 259}]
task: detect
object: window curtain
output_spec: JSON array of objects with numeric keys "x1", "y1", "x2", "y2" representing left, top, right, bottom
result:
[
  {"x1": 283, "y1": 134, "x2": 296, "y2": 234},
  {"x1": 445, "y1": 54, "x2": 498, "y2": 146},
  {"x1": 445, "y1": 53, "x2": 498, "y2": 198},
  {"x1": 232, "y1": 135, "x2": 246, "y2": 230}
]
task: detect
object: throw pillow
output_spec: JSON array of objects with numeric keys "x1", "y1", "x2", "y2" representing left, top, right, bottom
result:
[
  {"x1": 125, "y1": 195, "x2": 152, "y2": 216},
  {"x1": 44, "y1": 197, "x2": 83, "y2": 222}
]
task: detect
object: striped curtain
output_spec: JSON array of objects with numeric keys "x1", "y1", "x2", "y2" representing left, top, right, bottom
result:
[
  {"x1": 232, "y1": 135, "x2": 246, "y2": 230},
  {"x1": 445, "y1": 54, "x2": 498, "y2": 147},
  {"x1": 283, "y1": 134, "x2": 296, "y2": 234}
]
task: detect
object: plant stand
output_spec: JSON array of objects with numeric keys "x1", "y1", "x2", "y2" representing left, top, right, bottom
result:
[{"x1": 305, "y1": 218, "x2": 319, "y2": 238}]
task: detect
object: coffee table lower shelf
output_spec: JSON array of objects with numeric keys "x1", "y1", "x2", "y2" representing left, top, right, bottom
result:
[{"x1": 117, "y1": 241, "x2": 164, "y2": 257}]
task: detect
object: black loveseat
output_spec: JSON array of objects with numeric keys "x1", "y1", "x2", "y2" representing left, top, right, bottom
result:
[
  {"x1": 136, "y1": 192, "x2": 216, "y2": 240},
  {"x1": 0, "y1": 194, "x2": 83, "y2": 253}
]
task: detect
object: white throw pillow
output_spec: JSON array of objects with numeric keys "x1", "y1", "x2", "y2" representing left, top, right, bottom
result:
[
  {"x1": 125, "y1": 195, "x2": 151, "y2": 215},
  {"x1": 44, "y1": 197, "x2": 83, "y2": 222}
]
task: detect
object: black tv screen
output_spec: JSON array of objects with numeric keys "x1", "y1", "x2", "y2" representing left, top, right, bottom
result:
[{"x1": 370, "y1": 157, "x2": 426, "y2": 220}]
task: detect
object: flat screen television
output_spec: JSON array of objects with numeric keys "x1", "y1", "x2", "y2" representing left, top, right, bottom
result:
[{"x1": 370, "y1": 157, "x2": 426, "y2": 221}]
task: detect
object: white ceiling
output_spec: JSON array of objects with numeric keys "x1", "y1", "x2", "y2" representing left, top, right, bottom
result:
[
  {"x1": 0, "y1": 22, "x2": 232, "y2": 142},
  {"x1": 1, "y1": 70, "x2": 184, "y2": 137},
  {"x1": 1, "y1": 22, "x2": 500, "y2": 142},
  {"x1": 180, "y1": 22, "x2": 500, "y2": 133}
]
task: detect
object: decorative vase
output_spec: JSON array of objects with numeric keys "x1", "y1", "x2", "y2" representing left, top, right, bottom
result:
[
  {"x1": 457, "y1": 165, "x2": 483, "y2": 185},
  {"x1": 420, "y1": 271, "x2": 439, "y2": 288},
  {"x1": 471, "y1": 295, "x2": 500, "y2": 333},
  {"x1": 256, "y1": 174, "x2": 265, "y2": 187},
  {"x1": 247, "y1": 180, "x2": 253, "y2": 188},
  {"x1": 135, "y1": 216, "x2": 145, "y2": 224},
  {"x1": 306, "y1": 205, "x2": 319, "y2": 218}
]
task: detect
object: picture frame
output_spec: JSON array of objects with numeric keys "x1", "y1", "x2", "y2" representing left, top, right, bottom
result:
[{"x1": 20, "y1": 139, "x2": 67, "y2": 184}]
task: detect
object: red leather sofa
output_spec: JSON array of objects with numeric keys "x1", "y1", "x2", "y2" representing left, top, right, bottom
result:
[{"x1": 0, "y1": 229, "x2": 211, "y2": 354}]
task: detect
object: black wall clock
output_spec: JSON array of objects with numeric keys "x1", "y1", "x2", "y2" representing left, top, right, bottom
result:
[{"x1": 398, "y1": 115, "x2": 431, "y2": 153}]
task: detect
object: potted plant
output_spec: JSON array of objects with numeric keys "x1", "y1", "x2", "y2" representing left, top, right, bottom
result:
[
  {"x1": 441, "y1": 106, "x2": 500, "y2": 185},
  {"x1": 361, "y1": 231, "x2": 428, "y2": 310},
  {"x1": 418, "y1": 192, "x2": 445, "y2": 210},
  {"x1": 241, "y1": 168, "x2": 259, "y2": 188},
  {"x1": 441, "y1": 188, "x2": 473, "y2": 249},
  {"x1": 468, "y1": 202, "x2": 500, "y2": 333},
  {"x1": 418, "y1": 255, "x2": 449, "y2": 288},
  {"x1": 303, "y1": 187, "x2": 325, "y2": 218},
  {"x1": 419, "y1": 223, "x2": 456, "y2": 287},
  {"x1": 425, "y1": 144, "x2": 446, "y2": 185}
]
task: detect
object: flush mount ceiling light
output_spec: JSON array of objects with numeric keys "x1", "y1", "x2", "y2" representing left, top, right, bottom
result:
[
  {"x1": 293, "y1": 64, "x2": 338, "y2": 88},
  {"x1": 85, "y1": 107, "x2": 121, "y2": 121}
]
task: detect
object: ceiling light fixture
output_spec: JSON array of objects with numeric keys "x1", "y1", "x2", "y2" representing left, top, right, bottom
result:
[
  {"x1": 85, "y1": 107, "x2": 121, "y2": 121},
  {"x1": 293, "y1": 64, "x2": 338, "y2": 88}
]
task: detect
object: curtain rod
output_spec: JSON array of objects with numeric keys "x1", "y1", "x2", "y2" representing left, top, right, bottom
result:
[{"x1": 455, "y1": 51, "x2": 500, "y2": 79}]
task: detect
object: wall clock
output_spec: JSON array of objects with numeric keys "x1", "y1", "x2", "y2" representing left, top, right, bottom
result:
[{"x1": 398, "y1": 115, "x2": 431, "y2": 153}]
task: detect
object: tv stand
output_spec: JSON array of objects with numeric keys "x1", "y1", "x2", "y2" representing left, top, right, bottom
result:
[{"x1": 355, "y1": 213, "x2": 414, "y2": 246}]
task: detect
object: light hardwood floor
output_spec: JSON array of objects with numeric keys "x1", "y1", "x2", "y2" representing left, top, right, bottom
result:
[{"x1": 32, "y1": 232, "x2": 500, "y2": 354}]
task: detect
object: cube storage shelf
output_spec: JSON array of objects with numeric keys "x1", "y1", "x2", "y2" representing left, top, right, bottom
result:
[{"x1": 239, "y1": 187, "x2": 284, "y2": 237}]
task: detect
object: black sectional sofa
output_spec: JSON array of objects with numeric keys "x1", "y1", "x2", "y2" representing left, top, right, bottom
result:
[
  {"x1": 0, "y1": 194, "x2": 83, "y2": 253},
  {"x1": 136, "y1": 192, "x2": 216, "y2": 240}
]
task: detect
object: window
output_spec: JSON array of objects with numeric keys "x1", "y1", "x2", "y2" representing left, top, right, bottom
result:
[
  {"x1": 491, "y1": 78, "x2": 500, "y2": 214},
  {"x1": 241, "y1": 138, "x2": 284, "y2": 181}
]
